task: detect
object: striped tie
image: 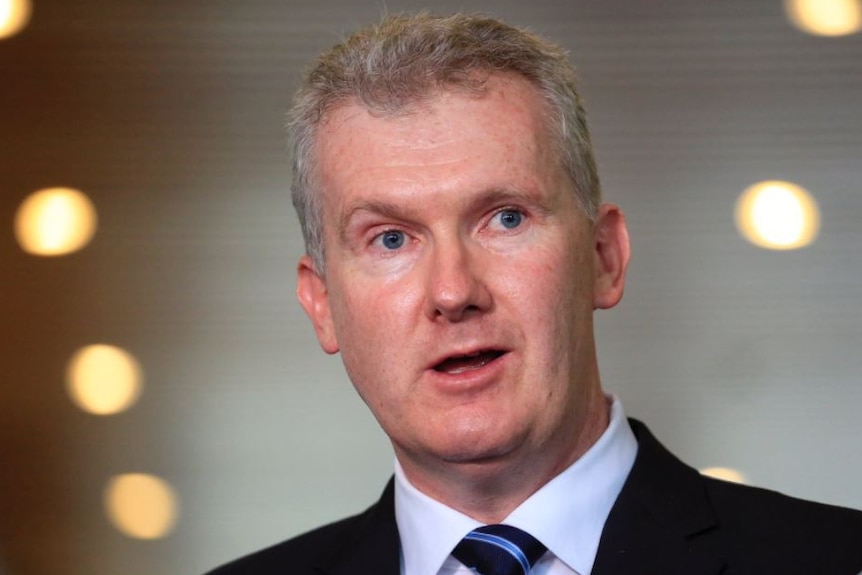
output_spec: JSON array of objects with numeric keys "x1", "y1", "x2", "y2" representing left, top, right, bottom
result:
[{"x1": 452, "y1": 524, "x2": 547, "y2": 575}]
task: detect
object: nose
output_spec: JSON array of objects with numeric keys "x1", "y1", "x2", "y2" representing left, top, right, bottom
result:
[{"x1": 424, "y1": 238, "x2": 492, "y2": 322}]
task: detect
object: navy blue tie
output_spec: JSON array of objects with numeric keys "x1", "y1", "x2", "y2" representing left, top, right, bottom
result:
[{"x1": 452, "y1": 524, "x2": 547, "y2": 575}]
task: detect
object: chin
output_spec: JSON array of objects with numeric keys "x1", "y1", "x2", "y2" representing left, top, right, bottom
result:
[{"x1": 431, "y1": 425, "x2": 527, "y2": 466}]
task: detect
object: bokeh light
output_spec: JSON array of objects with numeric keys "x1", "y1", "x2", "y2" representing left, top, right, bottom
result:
[
  {"x1": 785, "y1": 0, "x2": 862, "y2": 36},
  {"x1": 701, "y1": 466, "x2": 747, "y2": 484},
  {"x1": 14, "y1": 187, "x2": 98, "y2": 256},
  {"x1": 735, "y1": 180, "x2": 820, "y2": 250},
  {"x1": 66, "y1": 344, "x2": 143, "y2": 415},
  {"x1": 0, "y1": 0, "x2": 31, "y2": 40},
  {"x1": 104, "y1": 474, "x2": 179, "y2": 539}
]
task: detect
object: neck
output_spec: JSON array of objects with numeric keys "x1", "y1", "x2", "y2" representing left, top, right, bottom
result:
[{"x1": 394, "y1": 387, "x2": 610, "y2": 523}]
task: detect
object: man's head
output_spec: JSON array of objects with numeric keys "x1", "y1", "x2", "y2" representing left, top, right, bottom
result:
[
  {"x1": 288, "y1": 13, "x2": 602, "y2": 273},
  {"x1": 292, "y1": 13, "x2": 630, "y2": 517}
]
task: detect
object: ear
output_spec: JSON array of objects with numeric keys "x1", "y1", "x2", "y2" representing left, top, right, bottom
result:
[
  {"x1": 296, "y1": 255, "x2": 340, "y2": 354},
  {"x1": 592, "y1": 203, "x2": 631, "y2": 310}
]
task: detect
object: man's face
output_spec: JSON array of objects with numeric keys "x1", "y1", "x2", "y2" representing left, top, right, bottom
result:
[{"x1": 298, "y1": 74, "x2": 629, "y2": 483}]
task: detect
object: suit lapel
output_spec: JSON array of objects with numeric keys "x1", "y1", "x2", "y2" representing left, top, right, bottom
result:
[
  {"x1": 593, "y1": 420, "x2": 725, "y2": 575},
  {"x1": 313, "y1": 479, "x2": 401, "y2": 575}
]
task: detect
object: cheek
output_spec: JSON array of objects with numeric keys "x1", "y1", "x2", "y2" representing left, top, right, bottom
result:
[
  {"x1": 329, "y1": 276, "x2": 424, "y2": 394},
  {"x1": 501, "y1": 243, "x2": 592, "y2": 360},
  {"x1": 498, "y1": 244, "x2": 575, "y2": 315}
]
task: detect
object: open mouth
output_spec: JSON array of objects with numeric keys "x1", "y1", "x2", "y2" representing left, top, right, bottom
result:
[{"x1": 433, "y1": 350, "x2": 505, "y2": 375}]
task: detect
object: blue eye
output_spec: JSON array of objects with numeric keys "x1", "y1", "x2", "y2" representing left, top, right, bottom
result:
[
  {"x1": 379, "y1": 230, "x2": 405, "y2": 250},
  {"x1": 497, "y1": 210, "x2": 523, "y2": 229}
]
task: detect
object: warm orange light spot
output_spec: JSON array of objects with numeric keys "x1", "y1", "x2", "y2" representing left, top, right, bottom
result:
[
  {"x1": 735, "y1": 180, "x2": 820, "y2": 250},
  {"x1": 104, "y1": 474, "x2": 179, "y2": 539},
  {"x1": 66, "y1": 344, "x2": 143, "y2": 415},
  {"x1": 785, "y1": 0, "x2": 862, "y2": 36},
  {"x1": 701, "y1": 466, "x2": 747, "y2": 484},
  {"x1": 15, "y1": 187, "x2": 98, "y2": 256},
  {"x1": 0, "y1": 0, "x2": 32, "y2": 40}
]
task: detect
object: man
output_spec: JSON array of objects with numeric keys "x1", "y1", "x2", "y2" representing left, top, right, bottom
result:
[{"x1": 209, "y1": 13, "x2": 862, "y2": 575}]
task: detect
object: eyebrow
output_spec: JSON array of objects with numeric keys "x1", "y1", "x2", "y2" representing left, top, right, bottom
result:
[{"x1": 337, "y1": 199, "x2": 410, "y2": 244}]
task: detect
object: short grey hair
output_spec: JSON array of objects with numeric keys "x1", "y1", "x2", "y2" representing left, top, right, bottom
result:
[{"x1": 288, "y1": 13, "x2": 601, "y2": 272}]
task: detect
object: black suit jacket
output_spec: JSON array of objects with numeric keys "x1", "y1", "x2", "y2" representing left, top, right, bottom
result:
[{"x1": 208, "y1": 420, "x2": 862, "y2": 574}]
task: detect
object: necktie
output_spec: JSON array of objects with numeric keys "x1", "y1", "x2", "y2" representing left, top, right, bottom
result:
[{"x1": 452, "y1": 524, "x2": 547, "y2": 575}]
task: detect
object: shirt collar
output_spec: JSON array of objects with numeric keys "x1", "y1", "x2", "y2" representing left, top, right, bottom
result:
[{"x1": 394, "y1": 395, "x2": 638, "y2": 575}]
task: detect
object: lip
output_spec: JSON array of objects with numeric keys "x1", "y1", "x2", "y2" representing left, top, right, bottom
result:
[
  {"x1": 425, "y1": 347, "x2": 511, "y2": 391},
  {"x1": 426, "y1": 345, "x2": 510, "y2": 370}
]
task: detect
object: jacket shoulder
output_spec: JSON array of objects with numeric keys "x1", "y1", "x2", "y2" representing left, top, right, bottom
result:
[
  {"x1": 699, "y1": 476, "x2": 862, "y2": 570},
  {"x1": 618, "y1": 419, "x2": 862, "y2": 574},
  {"x1": 204, "y1": 479, "x2": 399, "y2": 575},
  {"x1": 204, "y1": 509, "x2": 370, "y2": 575}
]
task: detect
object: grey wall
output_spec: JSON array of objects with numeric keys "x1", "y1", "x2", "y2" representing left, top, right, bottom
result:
[{"x1": 1, "y1": 1, "x2": 860, "y2": 574}]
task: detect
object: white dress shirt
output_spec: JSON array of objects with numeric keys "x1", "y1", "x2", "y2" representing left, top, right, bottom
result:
[{"x1": 394, "y1": 396, "x2": 638, "y2": 575}]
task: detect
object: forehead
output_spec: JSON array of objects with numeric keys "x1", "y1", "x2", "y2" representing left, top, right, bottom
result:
[
  {"x1": 312, "y1": 73, "x2": 561, "y2": 215},
  {"x1": 318, "y1": 73, "x2": 549, "y2": 146}
]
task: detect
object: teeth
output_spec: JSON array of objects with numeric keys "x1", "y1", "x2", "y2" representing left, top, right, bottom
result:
[{"x1": 446, "y1": 356, "x2": 491, "y2": 375}]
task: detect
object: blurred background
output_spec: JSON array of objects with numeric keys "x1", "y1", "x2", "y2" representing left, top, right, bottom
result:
[{"x1": 2, "y1": 0, "x2": 861, "y2": 573}]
